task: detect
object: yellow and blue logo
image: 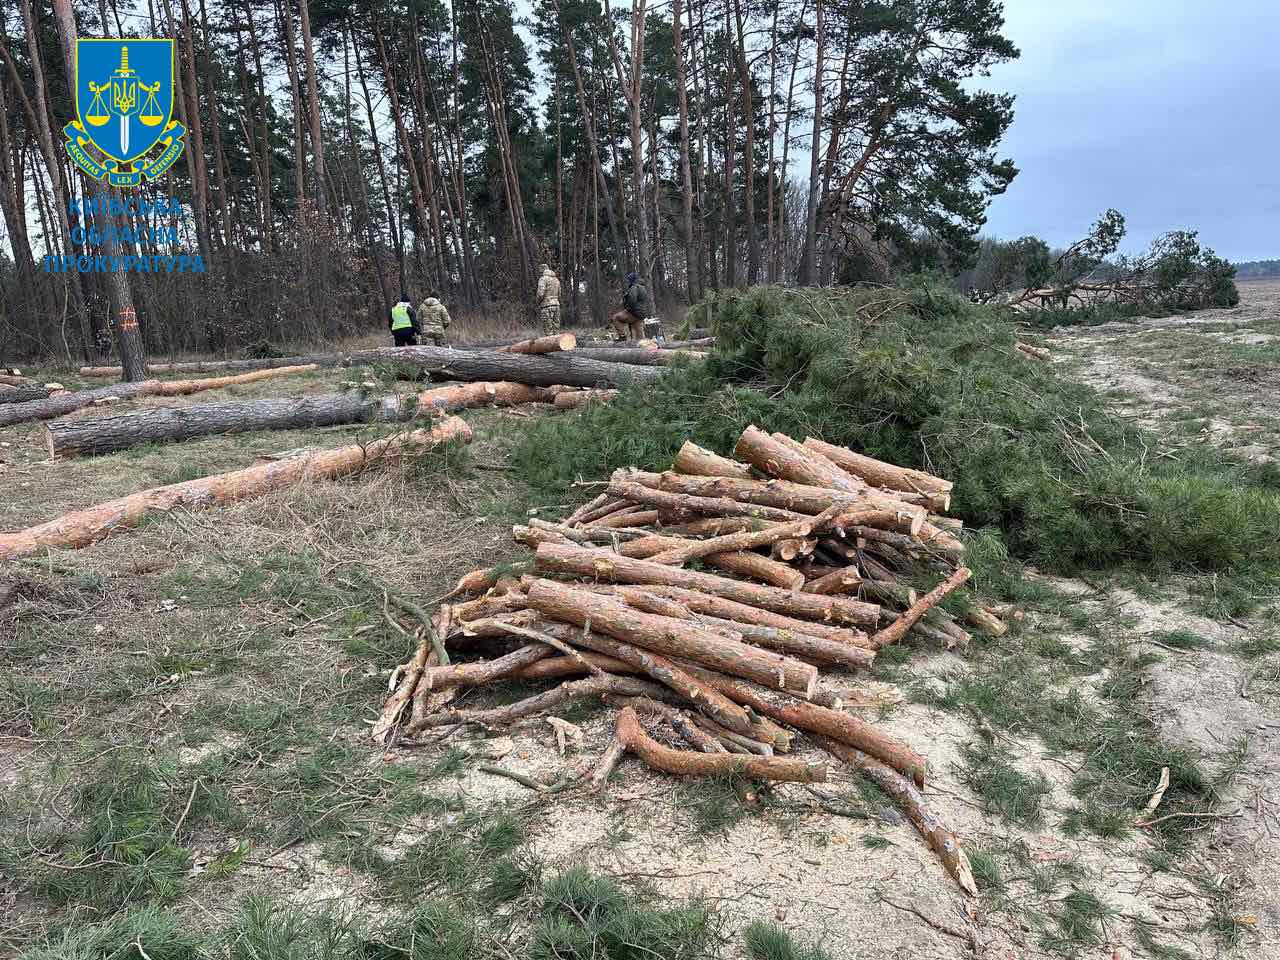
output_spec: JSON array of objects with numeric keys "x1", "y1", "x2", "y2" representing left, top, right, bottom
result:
[{"x1": 63, "y1": 39, "x2": 185, "y2": 186}]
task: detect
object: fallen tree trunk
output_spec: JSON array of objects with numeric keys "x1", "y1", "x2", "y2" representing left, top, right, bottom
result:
[
  {"x1": 497, "y1": 333, "x2": 577, "y2": 354},
  {"x1": 342, "y1": 346, "x2": 662, "y2": 388},
  {"x1": 533, "y1": 542, "x2": 881, "y2": 628},
  {"x1": 616, "y1": 707, "x2": 827, "y2": 783},
  {"x1": 0, "y1": 386, "x2": 50, "y2": 404},
  {"x1": 79, "y1": 355, "x2": 338, "y2": 377},
  {"x1": 816, "y1": 735, "x2": 976, "y2": 896},
  {"x1": 0, "y1": 365, "x2": 319, "y2": 429},
  {"x1": 525, "y1": 578, "x2": 820, "y2": 696},
  {"x1": 553, "y1": 389, "x2": 617, "y2": 410},
  {"x1": 0, "y1": 417, "x2": 473, "y2": 560},
  {"x1": 45, "y1": 381, "x2": 558, "y2": 457}
]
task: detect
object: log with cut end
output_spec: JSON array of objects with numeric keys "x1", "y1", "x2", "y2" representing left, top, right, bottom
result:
[
  {"x1": 616, "y1": 707, "x2": 827, "y2": 783},
  {"x1": 733, "y1": 425, "x2": 861, "y2": 493},
  {"x1": 451, "y1": 562, "x2": 531, "y2": 597},
  {"x1": 804, "y1": 565, "x2": 863, "y2": 596},
  {"x1": 606, "y1": 696, "x2": 727, "y2": 753},
  {"x1": 496, "y1": 333, "x2": 577, "y2": 354},
  {"x1": 802, "y1": 436, "x2": 952, "y2": 509},
  {"x1": 572, "y1": 346, "x2": 706, "y2": 365},
  {"x1": 524, "y1": 577, "x2": 820, "y2": 696},
  {"x1": 45, "y1": 381, "x2": 556, "y2": 457},
  {"x1": 685, "y1": 669, "x2": 927, "y2": 788},
  {"x1": 646, "y1": 504, "x2": 845, "y2": 566},
  {"x1": 422, "y1": 644, "x2": 552, "y2": 691},
  {"x1": 672, "y1": 440, "x2": 756, "y2": 480},
  {"x1": 965, "y1": 606, "x2": 1009, "y2": 636},
  {"x1": 816, "y1": 735, "x2": 976, "y2": 896},
  {"x1": 591, "y1": 507, "x2": 662, "y2": 529},
  {"x1": 0, "y1": 364, "x2": 319, "y2": 429},
  {"x1": 553, "y1": 389, "x2": 618, "y2": 410},
  {"x1": 0, "y1": 418, "x2": 473, "y2": 561},
  {"x1": 341, "y1": 345, "x2": 662, "y2": 388},
  {"x1": 516, "y1": 652, "x2": 634, "y2": 681},
  {"x1": 533, "y1": 542, "x2": 881, "y2": 628}
]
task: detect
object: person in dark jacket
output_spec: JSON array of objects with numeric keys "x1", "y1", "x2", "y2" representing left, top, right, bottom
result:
[
  {"x1": 388, "y1": 296, "x2": 419, "y2": 347},
  {"x1": 611, "y1": 271, "x2": 648, "y2": 341}
]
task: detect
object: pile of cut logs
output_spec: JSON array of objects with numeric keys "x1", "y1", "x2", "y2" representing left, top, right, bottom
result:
[{"x1": 378, "y1": 425, "x2": 1010, "y2": 896}]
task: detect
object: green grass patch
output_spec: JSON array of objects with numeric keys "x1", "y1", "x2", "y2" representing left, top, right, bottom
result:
[
  {"x1": 957, "y1": 743, "x2": 1052, "y2": 827},
  {"x1": 741, "y1": 920, "x2": 832, "y2": 960}
]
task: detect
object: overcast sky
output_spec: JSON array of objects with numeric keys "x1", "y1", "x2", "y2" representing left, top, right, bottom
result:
[{"x1": 981, "y1": 0, "x2": 1279, "y2": 260}]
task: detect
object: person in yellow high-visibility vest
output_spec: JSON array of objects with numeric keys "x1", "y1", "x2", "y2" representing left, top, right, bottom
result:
[{"x1": 388, "y1": 296, "x2": 419, "y2": 347}]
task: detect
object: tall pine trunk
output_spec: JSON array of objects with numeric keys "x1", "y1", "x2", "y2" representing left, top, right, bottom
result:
[{"x1": 798, "y1": 0, "x2": 824, "y2": 286}]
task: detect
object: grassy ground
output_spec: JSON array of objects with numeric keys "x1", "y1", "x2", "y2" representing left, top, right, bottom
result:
[{"x1": 3, "y1": 288, "x2": 1277, "y2": 958}]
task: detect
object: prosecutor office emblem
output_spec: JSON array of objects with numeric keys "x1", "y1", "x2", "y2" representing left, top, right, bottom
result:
[{"x1": 64, "y1": 39, "x2": 186, "y2": 186}]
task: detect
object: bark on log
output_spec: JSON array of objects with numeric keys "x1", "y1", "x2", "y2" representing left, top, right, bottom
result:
[
  {"x1": 45, "y1": 382, "x2": 555, "y2": 457},
  {"x1": 573, "y1": 347, "x2": 706, "y2": 365},
  {"x1": 804, "y1": 565, "x2": 863, "y2": 596},
  {"x1": 686, "y1": 670, "x2": 927, "y2": 788},
  {"x1": 647, "y1": 504, "x2": 845, "y2": 566},
  {"x1": 78, "y1": 356, "x2": 339, "y2": 377},
  {"x1": 965, "y1": 606, "x2": 1008, "y2": 636},
  {"x1": 616, "y1": 707, "x2": 827, "y2": 783},
  {"x1": 525, "y1": 577, "x2": 820, "y2": 696},
  {"x1": 565, "y1": 492, "x2": 610, "y2": 526},
  {"x1": 0, "y1": 386, "x2": 49, "y2": 404},
  {"x1": 816, "y1": 735, "x2": 976, "y2": 897},
  {"x1": 451, "y1": 562, "x2": 531, "y2": 597},
  {"x1": 533, "y1": 542, "x2": 881, "y2": 628},
  {"x1": 342, "y1": 345, "x2": 662, "y2": 388},
  {"x1": 870, "y1": 567, "x2": 972, "y2": 650},
  {"x1": 0, "y1": 417, "x2": 473, "y2": 560},
  {"x1": 606, "y1": 695, "x2": 729, "y2": 753},
  {"x1": 553, "y1": 389, "x2": 618, "y2": 410},
  {"x1": 588, "y1": 736, "x2": 627, "y2": 791},
  {"x1": 733, "y1": 425, "x2": 861, "y2": 493},
  {"x1": 0, "y1": 365, "x2": 319, "y2": 429},
  {"x1": 802, "y1": 436, "x2": 952, "y2": 509},
  {"x1": 423, "y1": 644, "x2": 551, "y2": 690},
  {"x1": 699, "y1": 550, "x2": 805, "y2": 590},
  {"x1": 497, "y1": 333, "x2": 577, "y2": 354},
  {"x1": 516, "y1": 652, "x2": 634, "y2": 680},
  {"x1": 412, "y1": 675, "x2": 675, "y2": 730},
  {"x1": 609, "y1": 476, "x2": 806, "y2": 523},
  {"x1": 452, "y1": 590, "x2": 530, "y2": 623},
  {"x1": 659, "y1": 516, "x2": 763, "y2": 537},
  {"x1": 591, "y1": 508, "x2": 662, "y2": 529}
]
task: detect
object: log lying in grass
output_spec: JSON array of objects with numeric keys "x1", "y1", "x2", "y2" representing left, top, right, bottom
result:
[
  {"x1": 342, "y1": 345, "x2": 662, "y2": 388},
  {"x1": 79, "y1": 355, "x2": 337, "y2": 377},
  {"x1": 553, "y1": 389, "x2": 618, "y2": 410},
  {"x1": 45, "y1": 381, "x2": 558, "y2": 457},
  {"x1": 616, "y1": 707, "x2": 827, "y2": 783},
  {"x1": 0, "y1": 364, "x2": 319, "y2": 429},
  {"x1": 573, "y1": 347, "x2": 707, "y2": 365},
  {"x1": 533, "y1": 542, "x2": 881, "y2": 628},
  {"x1": 672, "y1": 440, "x2": 756, "y2": 480},
  {"x1": 497, "y1": 333, "x2": 577, "y2": 354},
  {"x1": 0, "y1": 416, "x2": 472, "y2": 560}
]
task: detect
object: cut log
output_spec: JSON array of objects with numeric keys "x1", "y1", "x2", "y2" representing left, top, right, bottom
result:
[
  {"x1": 804, "y1": 565, "x2": 863, "y2": 596},
  {"x1": 616, "y1": 707, "x2": 827, "y2": 783},
  {"x1": 965, "y1": 606, "x2": 1009, "y2": 636},
  {"x1": 497, "y1": 333, "x2": 577, "y2": 354},
  {"x1": 648, "y1": 471, "x2": 930, "y2": 526},
  {"x1": 516, "y1": 652, "x2": 634, "y2": 681},
  {"x1": 685, "y1": 670, "x2": 927, "y2": 788},
  {"x1": 646, "y1": 504, "x2": 846, "y2": 566},
  {"x1": 79, "y1": 355, "x2": 339, "y2": 377},
  {"x1": 588, "y1": 736, "x2": 627, "y2": 791},
  {"x1": 524, "y1": 578, "x2": 820, "y2": 696},
  {"x1": 609, "y1": 476, "x2": 807, "y2": 523},
  {"x1": 672, "y1": 440, "x2": 757, "y2": 480},
  {"x1": 451, "y1": 590, "x2": 530, "y2": 622},
  {"x1": 733, "y1": 425, "x2": 861, "y2": 494},
  {"x1": 591, "y1": 508, "x2": 662, "y2": 529},
  {"x1": 0, "y1": 365, "x2": 318, "y2": 429},
  {"x1": 573, "y1": 347, "x2": 706, "y2": 365},
  {"x1": 423, "y1": 644, "x2": 551, "y2": 691},
  {"x1": 553, "y1": 389, "x2": 618, "y2": 410},
  {"x1": 411, "y1": 674, "x2": 675, "y2": 730},
  {"x1": 564, "y1": 492, "x2": 610, "y2": 526},
  {"x1": 533, "y1": 542, "x2": 881, "y2": 628},
  {"x1": 771, "y1": 538, "x2": 815, "y2": 562},
  {"x1": 341, "y1": 345, "x2": 662, "y2": 388},
  {"x1": 0, "y1": 418, "x2": 473, "y2": 561},
  {"x1": 606, "y1": 695, "x2": 728, "y2": 753},
  {"x1": 802, "y1": 437, "x2": 952, "y2": 509},
  {"x1": 659, "y1": 516, "x2": 764, "y2": 537},
  {"x1": 0, "y1": 386, "x2": 50, "y2": 404},
  {"x1": 870, "y1": 567, "x2": 972, "y2": 650},
  {"x1": 451, "y1": 562, "x2": 531, "y2": 597},
  {"x1": 816, "y1": 735, "x2": 976, "y2": 897},
  {"x1": 699, "y1": 550, "x2": 805, "y2": 590},
  {"x1": 46, "y1": 382, "x2": 557, "y2": 457}
]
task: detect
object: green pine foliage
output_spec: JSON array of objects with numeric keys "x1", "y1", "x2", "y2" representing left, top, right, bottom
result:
[{"x1": 512, "y1": 286, "x2": 1280, "y2": 604}]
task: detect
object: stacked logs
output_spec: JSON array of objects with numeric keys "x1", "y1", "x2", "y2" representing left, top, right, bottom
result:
[{"x1": 377, "y1": 426, "x2": 1007, "y2": 896}]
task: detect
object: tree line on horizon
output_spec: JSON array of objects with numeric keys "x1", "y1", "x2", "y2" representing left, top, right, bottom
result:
[{"x1": 0, "y1": 0, "x2": 1023, "y2": 365}]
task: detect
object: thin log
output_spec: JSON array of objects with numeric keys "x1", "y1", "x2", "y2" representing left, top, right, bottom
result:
[
  {"x1": 553, "y1": 389, "x2": 618, "y2": 410},
  {"x1": 451, "y1": 562, "x2": 531, "y2": 597},
  {"x1": 672, "y1": 440, "x2": 755, "y2": 480},
  {"x1": 733, "y1": 425, "x2": 860, "y2": 493},
  {"x1": 701, "y1": 550, "x2": 805, "y2": 590},
  {"x1": 965, "y1": 606, "x2": 1008, "y2": 636},
  {"x1": 647, "y1": 503, "x2": 845, "y2": 565},
  {"x1": 804, "y1": 565, "x2": 863, "y2": 596},
  {"x1": 525, "y1": 577, "x2": 820, "y2": 696},
  {"x1": 340, "y1": 345, "x2": 661, "y2": 389},
  {"x1": 609, "y1": 476, "x2": 806, "y2": 523},
  {"x1": 870, "y1": 567, "x2": 972, "y2": 650},
  {"x1": 533, "y1": 542, "x2": 881, "y2": 628},
  {"x1": 573, "y1": 346, "x2": 706, "y2": 365},
  {"x1": 517, "y1": 652, "x2": 634, "y2": 680},
  {"x1": 687, "y1": 670, "x2": 927, "y2": 788},
  {"x1": 591, "y1": 508, "x2": 662, "y2": 529},
  {"x1": 801, "y1": 437, "x2": 952, "y2": 509},
  {"x1": 371, "y1": 627, "x2": 433, "y2": 742},
  {"x1": 588, "y1": 736, "x2": 627, "y2": 790},
  {"x1": 564, "y1": 492, "x2": 610, "y2": 526},
  {"x1": 497, "y1": 333, "x2": 577, "y2": 354},
  {"x1": 616, "y1": 707, "x2": 826, "y2": 783},
  {"x1": 0, "y1": 418, "x2": 473, "y2": 561},
  {"x1": 423, "y1": 644, "x2": 551, "y2": 691},
  {"x1": 0, "y1": 365, "x2": 319, "y2": 429},
  {"x1": 816, "y1": 735, "x2": 976, "y2": 897},
  {"x1": 411, "y1": 674, "x2": 675, "y2": 729}
]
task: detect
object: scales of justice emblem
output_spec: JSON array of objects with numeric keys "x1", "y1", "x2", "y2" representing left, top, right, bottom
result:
[{"x1": 64, "y1": 39, "x2": 186, "y2": 186}]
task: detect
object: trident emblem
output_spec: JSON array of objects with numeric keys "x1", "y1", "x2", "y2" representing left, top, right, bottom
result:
[{"x1": 84, "y1": 46, "x2": 164, "y2": 160}]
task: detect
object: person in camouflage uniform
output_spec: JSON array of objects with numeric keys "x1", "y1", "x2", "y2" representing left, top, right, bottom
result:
[
  {"x1": 417, "y1": 296, "x2": 451, "y2": 346},
  {"x1": 535, "y1": 264, "x2": 561, "y2": 334}
]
